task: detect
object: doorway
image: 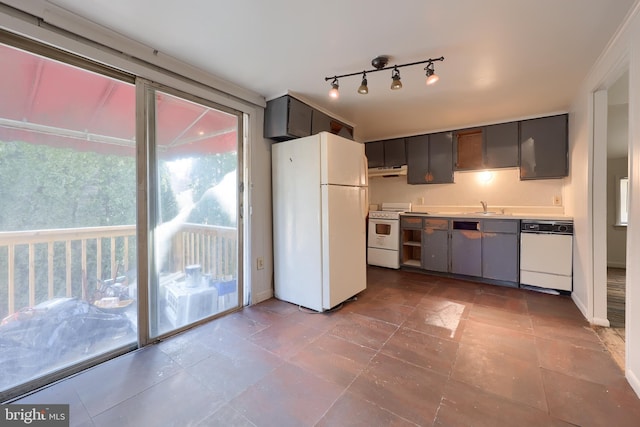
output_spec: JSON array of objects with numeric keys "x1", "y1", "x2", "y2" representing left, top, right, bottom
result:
[{"x1": 594, "y1": 70, "x2": 629, "y2": 370}]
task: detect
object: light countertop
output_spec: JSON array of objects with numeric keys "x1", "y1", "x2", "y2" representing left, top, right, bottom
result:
[
  {"x1": 401, "y1": 212, "x2": 573, "y2": 221},
  {"x1": 400, "y1": 205, "x2": 572, "y2": 221}
]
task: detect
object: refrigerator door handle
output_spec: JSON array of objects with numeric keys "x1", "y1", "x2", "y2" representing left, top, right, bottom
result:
[
  {"x1": 361, "y1": 187, "x2": 369, "y2": 219},
  {"x1": 361, "y1": 154, "x2": 369, "y2": 187}
]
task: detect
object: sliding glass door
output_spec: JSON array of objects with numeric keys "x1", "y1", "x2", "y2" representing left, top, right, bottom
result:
[
  {"x1": 147, "y1": 88, "x2": 242, "y2": 338},
  {"x1": 0, "y1": 41, "x2": 138, "y2": 397},
  {"x1": 0, "y1": 35, "x2": 244, "y2": 400}
]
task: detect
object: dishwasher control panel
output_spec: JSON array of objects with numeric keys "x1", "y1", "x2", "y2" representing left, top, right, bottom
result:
[{"x1": 521, "y1": 221, "x2": 573, "y2": 235}]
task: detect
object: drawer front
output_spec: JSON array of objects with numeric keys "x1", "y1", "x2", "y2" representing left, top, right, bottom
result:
[
  {"x1": 401, "y1": 216, "x2": 423, "y2": 229},
  {"x1": 424, "y1": 218, "x2": 449, "y2": 230},
  {"x1": 482, "y1": 219, "x2": 519, "y2": 233}
]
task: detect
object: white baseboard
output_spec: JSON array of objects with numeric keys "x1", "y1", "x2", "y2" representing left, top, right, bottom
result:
[
  {"x1": 251, "y1": 289, "x2": 273, "y2": 305},
  {"x1": 591, "y1": 317, "x2": 611, "y2": 327},
  {"x1": 571, "y1": 293, "x2": 589, "y2": 320},
  {"x1": 626, "y1": 368, "x2": 640, "y2": 399}
]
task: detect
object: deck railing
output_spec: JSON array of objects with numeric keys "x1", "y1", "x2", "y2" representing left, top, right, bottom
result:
[{"x1": 0, "y1": 223, "x2": 236, "y2": 318}]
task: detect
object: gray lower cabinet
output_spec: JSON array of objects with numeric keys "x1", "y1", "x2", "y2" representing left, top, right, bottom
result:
[
  {"x1": 422, "y1": 218, "x2": 450, "y2": 272},
  {"x1": 402, "y1": 215, "x2": 520, "y2": 286},
  {"x1": 400, "y1": 216, "x2": 423, "y2": 267},
  {"x1": 482, "y1": 219, "x2": 519, "y2": 283},
  {"x1": 451, "y1": 221, "x2": 482, "y2": 276}
]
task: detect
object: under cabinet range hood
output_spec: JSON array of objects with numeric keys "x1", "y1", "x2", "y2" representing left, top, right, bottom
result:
[{"x1": 368, "y1": 165, "x2": 407, "y2": 178}]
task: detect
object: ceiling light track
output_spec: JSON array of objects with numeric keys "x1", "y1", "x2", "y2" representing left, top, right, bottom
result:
[{"x1": 324, "y1": 55, "x2": 444, "y2": 98}]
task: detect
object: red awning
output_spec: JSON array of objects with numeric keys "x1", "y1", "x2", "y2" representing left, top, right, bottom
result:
[{"x1": 0, "y1": 43, "x2": 237, "y2": 158}]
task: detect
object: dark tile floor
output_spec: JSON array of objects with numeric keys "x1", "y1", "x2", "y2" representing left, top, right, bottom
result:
[{"x1": 14, "y1": 267, "x2": 640, "y2": 426}]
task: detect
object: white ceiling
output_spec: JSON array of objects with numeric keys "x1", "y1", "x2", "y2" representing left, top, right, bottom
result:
[{"x1": 21, "y1": 1, "x2": 640, "y2": 141}]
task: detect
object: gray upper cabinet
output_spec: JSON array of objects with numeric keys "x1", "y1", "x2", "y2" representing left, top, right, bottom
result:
[
  {"x1": 520, "y1": 114, "x2": 568, "y2": 179},
  {"x1": 265, "y1": 95, "x2": 353, "y2": 141},
  {"x1": 453, "y1": 128, "x2": 484, "y2": 170},
  {"x1": 264, "y1": 96, "x2": 312, "y2": 141},
  {"x1": 406, "y1": 132, "x2": 453, "y2": 184},
  {"x1": 485, "y1": 121, "x2": 519, "y2": 168},
  {"x1": 406, "y1": 135, "x2": 430, "y2": 184},
  {"x1": 311, "y1": 110, "x2": 354, "y2": 140},
  {"x1": 365, "y1": 141, "x2": 384, "y2": 168},
  {"x1": 453, "y1": 123, "x2": 519, "y2": 170},
  {"x1": 365, "y1": 138, "x2": 406, "y2": 168},
  {"x1": 382, "y1": 138, "x2": 406, "y2": 167},
  {"x1": 429, "y1": 132, "x2": 454, "y2": 183}
]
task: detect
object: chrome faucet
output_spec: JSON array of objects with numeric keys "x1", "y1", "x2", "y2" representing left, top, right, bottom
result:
[{"x1": 480, "y1": 201, "x2": 488, "y2": 213}]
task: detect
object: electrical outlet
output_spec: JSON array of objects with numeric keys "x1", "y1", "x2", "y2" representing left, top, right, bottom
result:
[
  {"x1": 256, "y1": 256, "x2": 264, "y2": 270},
  {"x1": 553, "y1": 195, "x2": 562, "y2": 206}
]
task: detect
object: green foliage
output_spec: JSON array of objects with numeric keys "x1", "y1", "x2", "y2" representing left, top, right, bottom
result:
[
  {"x1": 0, "y1": 141, "x2": 237, "y2": 317},
  {"x1": 0, "y1": 141, "x2": 137, "y2": 230}
]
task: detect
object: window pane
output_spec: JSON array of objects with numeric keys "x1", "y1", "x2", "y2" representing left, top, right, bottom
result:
[
  {"x1": 620, "y1": 177, "x2": 629, "y2": 224},
  {"x1": 151, "y1": 90, "x2": 239, "y2": 337},
  {"x1": 0, "y1": 43, "x2": 137, "y2": 396}
]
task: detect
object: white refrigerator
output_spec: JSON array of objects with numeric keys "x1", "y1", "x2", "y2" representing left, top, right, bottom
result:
[{"x1": 272, "y1": 132, "x2": 368, "y2": 312}]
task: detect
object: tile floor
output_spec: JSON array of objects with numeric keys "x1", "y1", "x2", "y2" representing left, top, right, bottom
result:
[{"x1": 14, "y1": 267, "x2": 640, "y2": 426}]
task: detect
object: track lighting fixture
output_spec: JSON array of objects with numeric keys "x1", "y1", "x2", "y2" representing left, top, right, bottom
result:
[
  {"x1": 390, "y1": 67, "x2": 402, "y2": 90},
  {"x1": 329, "y1": 77, "x2": 340, "y2": 99},
  {"x1": 358, "y1": 72, "x2": 368, "y2": 94},
  {"x1": 325, "y1": 55, "x2": 444, "y2": 98}
]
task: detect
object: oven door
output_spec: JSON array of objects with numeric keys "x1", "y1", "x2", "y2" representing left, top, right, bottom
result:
[{"x1": 367, "y1": 218, "x2": 400, "y2": 250}]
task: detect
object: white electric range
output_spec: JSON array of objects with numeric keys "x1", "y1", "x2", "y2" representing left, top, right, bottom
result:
[{"x1": 367, "y1": 202, "x2": 412, "y2": 269}]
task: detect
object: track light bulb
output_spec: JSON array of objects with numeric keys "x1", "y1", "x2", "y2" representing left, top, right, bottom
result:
[
  {"x1": 329, "y1": 78, "x2": 340, "y2": 99},
  {"x1": 358, "y1": 72, "x2": 368, "y2": 94},
  {"x1": 425, "y1": 63, "x2": 440, "y2": 85},
  {"x1": 390, "y1": 67, "x2": 402, "y2": 90},
  {"x1": 426, "y1": 73, "x2": 439, "y2": 85}
]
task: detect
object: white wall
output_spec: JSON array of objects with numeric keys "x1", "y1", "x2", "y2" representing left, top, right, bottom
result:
[
  {"x1": 626, "y1": 7, "x2": 640, "y2": 397},
  {"x1": 607, "y1": 157, "x2": 628, "y2": 268},
  {"x1": 370, "y1": 168, "x2": 565, "y2": 211},
  {"x1": 246, "y1": 111, "x2": 275, "y2": 304},
  {"x1": 566, "y1": 1, "x2": 640, "y2": 397}
]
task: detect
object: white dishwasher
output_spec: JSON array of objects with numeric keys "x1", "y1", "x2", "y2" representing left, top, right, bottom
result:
[{"x1": 520, "y1": 220, "x2": 573, "y2": 292}]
